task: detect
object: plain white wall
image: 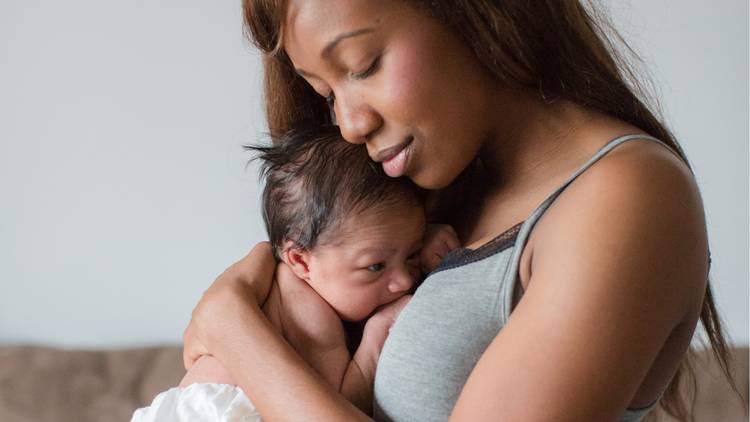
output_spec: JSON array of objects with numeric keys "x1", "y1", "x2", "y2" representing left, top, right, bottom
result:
[{"x1": 1, "y1": 0, "x2": 747, "y2": 348}]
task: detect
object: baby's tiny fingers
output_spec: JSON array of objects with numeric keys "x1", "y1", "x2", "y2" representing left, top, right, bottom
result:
[
  {"x1": 443, "y1": 231, "x2": 461, "y2": 251},
  {"x1": 421, "y1": 252, "x2": 442, "y2": 274}
]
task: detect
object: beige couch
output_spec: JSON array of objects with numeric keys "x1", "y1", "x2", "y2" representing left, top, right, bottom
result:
[{"x1": 0, "y1": 345, "x2": 746, "y2": 421}]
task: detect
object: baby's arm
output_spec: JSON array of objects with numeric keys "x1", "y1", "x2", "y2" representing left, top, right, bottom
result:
[
  {"x1": 338, "y1": 326, "x2": 385, "y2": 412},
  {"x1": 339, "y1": 295, "x2": 412, "y2": 413}
]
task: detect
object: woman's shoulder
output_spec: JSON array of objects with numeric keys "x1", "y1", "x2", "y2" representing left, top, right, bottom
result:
[
  {"x1": 576, "y1": 135, "x2": 701, "y2": 206},
  {"x1": 564, "y1": 135, "x2": 706, "y2": 244},
  {"x1": 526, "y1": 134, "x2": 708, "y2": 313},
  {"x1": 449, "y1": 136, "x2": 709, "y2": 420}
]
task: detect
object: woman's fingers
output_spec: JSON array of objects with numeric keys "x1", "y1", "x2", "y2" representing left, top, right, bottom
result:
[
  {"x1": 222, "y1": 241, "x2": 276, "y2": 304},
  {"x1": 182, "y1": 242, "x2": 277, "y2": 369}
]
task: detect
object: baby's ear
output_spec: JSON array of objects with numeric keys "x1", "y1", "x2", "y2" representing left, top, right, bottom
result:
[{"x1": 280, "y1": 241, "x2": 312, "y2": 281}]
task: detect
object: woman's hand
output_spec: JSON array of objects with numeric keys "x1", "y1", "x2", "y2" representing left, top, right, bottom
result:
[
  {"x1": 182, "y1": 242, "x2": 277, "y2": 371},
  {"x1": 182, "y1": 243, "x2": 370, "y2": 421},
  {"x1": 420, "y1": 224, "x2": 461, "y2": 274}
]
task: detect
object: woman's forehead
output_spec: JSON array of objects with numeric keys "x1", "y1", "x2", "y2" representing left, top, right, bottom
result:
[{"x1": 283, "y1": 0, "x2": 391, "y2": 62}]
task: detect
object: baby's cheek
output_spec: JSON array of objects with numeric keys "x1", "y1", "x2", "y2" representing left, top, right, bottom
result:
[{"x1": 347, "y1": 290, "x2": 380, "y2": 322}]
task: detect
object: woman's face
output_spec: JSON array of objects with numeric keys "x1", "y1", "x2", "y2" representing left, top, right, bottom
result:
[{"x1": 283, "y1": 0, "x2": 501, "y2": 189}]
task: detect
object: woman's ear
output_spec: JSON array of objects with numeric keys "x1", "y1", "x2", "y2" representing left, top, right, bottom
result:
[{"x1": 281, "y1": 241, "x2": 312, "y2": 281}]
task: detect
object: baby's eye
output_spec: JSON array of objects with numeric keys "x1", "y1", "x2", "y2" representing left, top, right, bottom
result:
[{"x1": 367, "y1": 262, "x2": 385, "y2": 272}]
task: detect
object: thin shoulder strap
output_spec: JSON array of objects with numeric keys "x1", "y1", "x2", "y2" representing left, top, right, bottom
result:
[{"x1": 497, "y1": 134, "x2": 674, "y2": 323}]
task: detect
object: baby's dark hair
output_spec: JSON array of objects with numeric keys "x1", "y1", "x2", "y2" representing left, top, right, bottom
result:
[{"x1": 247, "y1": 125, "x2": 424, "y2": 259}]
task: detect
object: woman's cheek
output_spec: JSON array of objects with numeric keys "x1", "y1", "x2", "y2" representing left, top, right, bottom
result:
[{"x1": 380, "y1": 48, "x2": 431, "y2": 123}]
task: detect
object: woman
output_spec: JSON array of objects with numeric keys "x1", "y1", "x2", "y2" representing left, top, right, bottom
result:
[{"x1": 183, "y1": 1, "x2": 734, "y2": 420}]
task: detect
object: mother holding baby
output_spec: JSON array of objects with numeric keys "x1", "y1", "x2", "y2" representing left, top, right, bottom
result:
[{"x1": 183, "y1": 1, "x2": 732, "y2": 421}]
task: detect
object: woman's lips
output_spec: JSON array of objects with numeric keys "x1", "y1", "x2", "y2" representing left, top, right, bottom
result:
[{"x1": 382, "y1": 137, "x2": 413, "y2": 178}]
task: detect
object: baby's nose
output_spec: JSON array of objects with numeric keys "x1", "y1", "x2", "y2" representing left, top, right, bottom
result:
[{"x1": 387, "y1": 267, "x2": 414, "y2": 294}]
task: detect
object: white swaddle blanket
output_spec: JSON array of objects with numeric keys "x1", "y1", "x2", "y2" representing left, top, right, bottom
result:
[{"x1": 131, "y1": 383, "x2": 262, "y2": 422}]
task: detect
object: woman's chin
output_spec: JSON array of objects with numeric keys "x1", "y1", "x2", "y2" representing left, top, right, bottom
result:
[{"x1": 411, "y1": 169, "x2": 459, "y2": 191}]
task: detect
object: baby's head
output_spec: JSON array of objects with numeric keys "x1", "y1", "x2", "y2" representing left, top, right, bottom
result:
[{"x1": 252, "y1": 126, "x2": 426, "y2": 321}]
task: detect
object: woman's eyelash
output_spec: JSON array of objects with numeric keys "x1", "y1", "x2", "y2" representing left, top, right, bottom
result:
[
  {"x1": 352, "y1": 55, "x2": 381, "y2": 80},
  {"x1": 323, "y1": 55, "x2": 381, "y2": 106},
  {"x1": 325, "y1": 93, "x2": 335, "y2": 107}
]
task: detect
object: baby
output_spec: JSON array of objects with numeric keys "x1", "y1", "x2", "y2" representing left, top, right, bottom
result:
[{"x1": 132, "y1": 126, "x2": 459, "y2": 421}]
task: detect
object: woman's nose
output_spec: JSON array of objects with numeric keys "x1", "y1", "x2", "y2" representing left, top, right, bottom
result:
[
  {"x1": 333, "y1": 93, "x2": 382, "y2": 145},
  {"x1": 388, "y1": 267, "x2": 415, "y2": 294}
]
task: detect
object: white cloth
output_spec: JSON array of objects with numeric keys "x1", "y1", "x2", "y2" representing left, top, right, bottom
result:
[{"x1": 131, "y1": 383, "x2": 262, "y2": 422}]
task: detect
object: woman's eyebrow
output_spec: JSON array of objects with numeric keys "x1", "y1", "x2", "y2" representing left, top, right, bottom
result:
[
  {"x1": 322, "y1": 27, "x2": 375, "y2": 57},
  {"x1": 295, "y1": 28, "x2": 377, "y2": 77}
]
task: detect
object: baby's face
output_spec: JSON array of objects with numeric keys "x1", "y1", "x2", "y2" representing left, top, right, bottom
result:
[{"x1": 304, "y1": 204, "x2": 425, "y2": 321}]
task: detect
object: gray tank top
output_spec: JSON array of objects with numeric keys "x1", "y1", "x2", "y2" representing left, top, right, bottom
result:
[{"x1": 373, "y1": 134, "x2": 672, "y2": 422}]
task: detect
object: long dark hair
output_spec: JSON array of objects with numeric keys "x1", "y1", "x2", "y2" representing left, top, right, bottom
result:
[{"x1": 241, "y1": 1, "x2": 738, "y2": 419}]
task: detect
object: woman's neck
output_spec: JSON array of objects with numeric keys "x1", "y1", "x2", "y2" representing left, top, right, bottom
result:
[
  {"x1": 481, "y1": 89, "x2": 642, "y2": 195},
  {"x1": 445, "y1": 89, "x2": 644, "y2": 246}
]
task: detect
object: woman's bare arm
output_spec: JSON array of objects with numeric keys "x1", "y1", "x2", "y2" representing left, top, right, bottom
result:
[
  {"x1": 450, "y1": 142, "x2": 707, "y2": 421},
  {"x1": 179, "y1": 355, "x2": 236, "y2": 387},
  {"x1": 183, "y1": 242, "x2": 276, "y2": 370},
  {"x1": 184, "y1": 242, "x2": 370, "y2": 421}
]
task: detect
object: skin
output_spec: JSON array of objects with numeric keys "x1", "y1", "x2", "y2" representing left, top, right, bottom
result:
[
  {"x1": 184, "y1": 0, "x2": 709, "y2": 420},
  {"x1": 180, "y1": 204, "x2": 426, "y2": 413},
  {"x1": 285, "y1": 0, "x2": 500, "y2": 189},
  {"x1": 283, "y1": 204, "x2": 424, "y2": 322}
]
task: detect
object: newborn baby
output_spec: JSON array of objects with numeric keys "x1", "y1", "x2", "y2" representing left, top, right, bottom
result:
[{"x1": 132, "y1": 126, "x2": 459, "y2": 421}]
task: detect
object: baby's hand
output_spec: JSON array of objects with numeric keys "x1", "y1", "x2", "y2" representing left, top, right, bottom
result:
[
  {"x1": 420, "y1": 224, "x2": 461, "y2": 274},
  {"x1": 354, "y1": 295, "x2": 412, "y2": 377}
]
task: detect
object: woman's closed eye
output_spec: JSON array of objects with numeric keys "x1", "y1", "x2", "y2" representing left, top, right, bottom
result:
[
  {"x1": 349, "y1": 54, "x2": 381, "y2": 80},
  {"x1": 321, "y1": 54, "x2": 382, "y2": 108}
]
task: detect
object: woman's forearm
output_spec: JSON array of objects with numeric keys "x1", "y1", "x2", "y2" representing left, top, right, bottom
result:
[
  {"x1": 212, "y1": 300, "x2": 371, "y2": 422},
  {"x1": 179, "y1": 355, "x2": 236, "y2": 387},
  {"x1": 187, "y1": 243, "x2": 368, "y2": 420}
]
